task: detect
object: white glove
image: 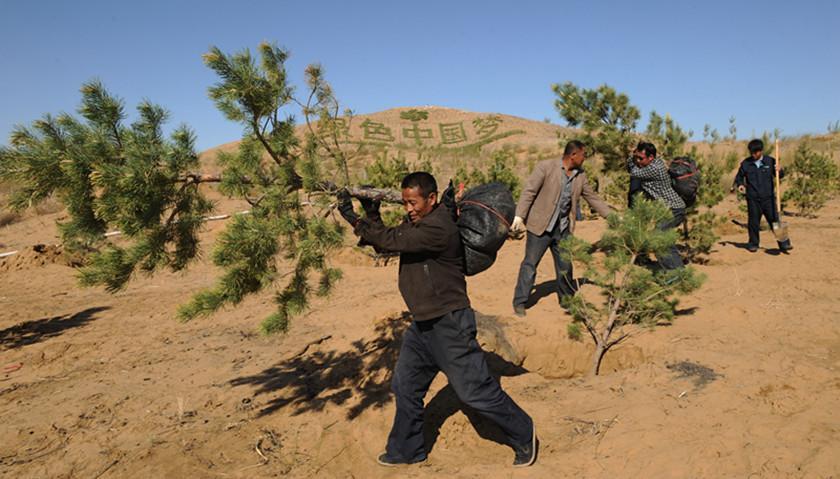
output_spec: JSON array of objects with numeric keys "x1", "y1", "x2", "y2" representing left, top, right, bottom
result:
[{"x1": 511, "y1": 216, "x2": 526, "y2": 233}]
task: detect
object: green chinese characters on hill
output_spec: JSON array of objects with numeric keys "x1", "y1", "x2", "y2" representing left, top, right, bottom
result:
[{"x1": 349, "y1": 112, "x2": 523, "y2": 151}]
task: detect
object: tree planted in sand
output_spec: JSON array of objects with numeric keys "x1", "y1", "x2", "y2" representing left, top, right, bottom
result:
[
  {"x1": 782, "y1": 142, "x2": 840, "y2": 217},
  {"x1": 645, "y1": 111, "x2": 728, "y2": 263},
  {"x1": 560, "y1": 198, "x2": 704, "y2": 375},
  {"x1": 553, "y1": 82, "x2": 640, "y2": 174}
]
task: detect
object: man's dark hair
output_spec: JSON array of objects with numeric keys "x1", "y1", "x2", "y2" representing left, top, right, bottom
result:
[
  {"x1": 748, "y1": 139, "x2": 764, "y2": 154},
  {"x1": 635, "y1": 141, "x2": 657, "y2": 158},
  {"x1": 564, "y1": 139, "x2": 586, "y2": 156},
  {"x1": 401, "y1": 171, "x2": 438, "y2": 197}
]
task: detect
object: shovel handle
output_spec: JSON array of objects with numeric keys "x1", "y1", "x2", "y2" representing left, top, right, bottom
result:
[{"x1": 775, "y1": 139, "x2": 782, "y2": 214}]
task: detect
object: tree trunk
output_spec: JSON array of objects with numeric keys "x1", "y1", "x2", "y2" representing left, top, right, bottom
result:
[
  {"x1": 590, "y1": 340, "x2": 606, "y2": 376},
  {"x1": 179, "y1": 174, "x2": 404, "y2": 203}
]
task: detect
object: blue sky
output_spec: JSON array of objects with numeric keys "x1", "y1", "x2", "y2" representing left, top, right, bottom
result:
[{"x1": 1, "y1": 0, "x2": 838, "y2": 151}]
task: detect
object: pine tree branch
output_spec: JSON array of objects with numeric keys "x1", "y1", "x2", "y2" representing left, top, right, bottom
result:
[
  {"x1": 299, "y1": 89, "x2": 355, "y2": 186},
  {"x1": 112, "y1": 123, "x2": 123, "y2": 151},
  {"x1": 604, "y1": 329, "x2": 633, "y2": 352},
  {"x1": 162, "y1": 180, "x2": 195, "y2": 229},
  {"x1": 601, "y1": 261, "x2": 634, "y2": 347},
  {"x1": 252, "y1": 119, "x2": 286, "y2": 168},
  {"x1": 582, "y1": 318, "x2": 599, "y2": 345}
]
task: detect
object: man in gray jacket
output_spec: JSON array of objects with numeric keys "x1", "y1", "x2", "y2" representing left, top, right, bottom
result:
[{"x1": 511, "y1": 140, "x2": 613, "y2": 316}]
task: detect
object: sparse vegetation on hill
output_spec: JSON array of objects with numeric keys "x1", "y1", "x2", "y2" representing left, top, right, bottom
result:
[{"x1": 454, "y1": 148, "x2": 522, "y2": 199}]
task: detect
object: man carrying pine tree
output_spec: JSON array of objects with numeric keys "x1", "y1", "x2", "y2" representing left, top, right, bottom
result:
[
  {"x1": 628, "y1": 141, "x2": 686, "y2": 270},
  {"x1": 336, "y1": 172, "x2": 537, "y2": 468},
  {"x1": 733, "y1": 139, "x2": 793, "y2": 253}
]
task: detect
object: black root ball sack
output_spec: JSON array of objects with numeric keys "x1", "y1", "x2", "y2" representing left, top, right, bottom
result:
[{"x1": 456, "y1": 182, "x2": 515, "y2": 276}]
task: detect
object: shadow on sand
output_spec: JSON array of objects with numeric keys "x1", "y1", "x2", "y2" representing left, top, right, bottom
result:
[
  {"x1": 0, "y1": 306, "x2": 110, "y2": 350},
  {"x1": 231, "y1": 309, "x2": 528, "y2": 456}
]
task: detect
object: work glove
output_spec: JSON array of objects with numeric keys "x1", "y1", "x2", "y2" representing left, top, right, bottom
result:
[
  {"x1": 441, "y1": 180, "x2": 456, "y2": 208},
  {"x1": 358, "y1": 196, "x2": 381, "y2": 222},
  {"x1": 336, "y1": 189, "x2": 360, "y2": 226},
  {"x1": 509, "y1": 215, "x2": 526, "y2": 239},
  {"x1": 440, "y1": 180, "x2": 459, "y2": 221}
]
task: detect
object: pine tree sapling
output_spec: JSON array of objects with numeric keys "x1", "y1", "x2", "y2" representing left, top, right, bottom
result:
[
  {"x1": 365, "y1": 149, "x2": 410, "y2": 189},
  {"x1": 1, "y1": 43, "x2": 366, "y2": 335},
  {"x1": 553, "y1": 82, "x2": 640, "y2": 173},
  {"x1": 782, "y1": 143, "x2": 840, "y2": 216},
  {"x1": 680, "y1": 154, "x2": 726, "y2": 262},
  {"x1": 728, "y1": 116, "x2": 737, "y2": 141},
  {"x1": 683, "y1": 210, "x2": 725, "y2": 262},
  {"x1": 601, "y1": 170, "x2": 630, "y2": 208},
  {"x1": 453, "y1": 149, "x2": 521, "y2": 199},
  {"x1": 645, "y1": 111, "x2": 689, "y2": 160},
  {"x1": 559, "y1": 198, "x2": 704, "y2": 376}
]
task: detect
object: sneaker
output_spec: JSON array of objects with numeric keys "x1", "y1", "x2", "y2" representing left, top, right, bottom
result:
[
  {"x1": 513, "y1": 305, "x2": 526, "y2": 317},
  {"x1": 376, "y1": 452, "x2": 427, "y2": 467},
  {"x1": 746, "y1": 245, "x2": 758, "y2": 252},
  {"x1": 512, "y1": 425, "x2": 538, "y2": 467}
]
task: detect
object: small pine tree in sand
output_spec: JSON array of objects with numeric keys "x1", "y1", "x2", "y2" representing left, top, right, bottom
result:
[
  {"x1": 454, "y1": 149, "x2": 521, "y2": 199},
  {"x1": 560, "y1": 198, "x2": 704, "y2": 376},
  {"x1": 645, "y1": 111, "x2": 691, "y2": 160},
  {"x1": 680, "y1": 153, "x2": 727, "y2": 263},
  {"x1": 644, "y1": 111, "x2": 726, "y2": 263},
  {"x1": 552, "y1": 82, "x2": 640, "y2": 174},
  {"x1": 782, "y1": 142, "x2": 840, "y2": 217}
]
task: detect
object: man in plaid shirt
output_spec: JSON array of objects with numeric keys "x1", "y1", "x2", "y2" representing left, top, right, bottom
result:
[{"x1": 628, "y1": 142, "x2": 685, "y2": 270}]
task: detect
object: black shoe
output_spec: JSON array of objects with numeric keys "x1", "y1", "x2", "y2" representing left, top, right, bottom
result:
[
  {"x1": 376, "y1": 452, "x2": 427, "y2": 467},
  {"x1": 513, "y1": 305, "x2": 526, "y2": 318},
  {"x1": 512, "y1": 425, "x2": 537, "y2": 467},
  {"x1": 746, "y1": 245, "x2": 758, "y2": 252}
]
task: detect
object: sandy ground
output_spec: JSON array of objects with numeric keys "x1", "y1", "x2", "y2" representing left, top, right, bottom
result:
[{"x1": 2, "y1": 193, "x2": 840, "y2": 478}]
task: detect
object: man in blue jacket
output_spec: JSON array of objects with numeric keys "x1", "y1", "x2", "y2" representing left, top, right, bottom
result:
[
  {"x1": 733, "y1": 139, "x2": 793, "y2": 252},
  {"x1": 337, "y1": 172, "x2": 537, "y2": 468}
]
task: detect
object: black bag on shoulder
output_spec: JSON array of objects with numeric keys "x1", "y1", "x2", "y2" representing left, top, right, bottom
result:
[
  {"x1": 668, "y1": 157, "x2": 700, "y2": 207},
  {"x1": 453, "y1": 182, "x2": 515, "y2": 276}
]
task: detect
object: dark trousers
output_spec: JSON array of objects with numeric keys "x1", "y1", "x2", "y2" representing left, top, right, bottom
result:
[
  {"x1": 386, "y1": 308, "x2": 533, "y2": 461},
  {"x1": 746, "y1": 196, "x2": 779, "y2": 247},
  {"x1": 512, "y1": 226, "x2": 574, "y2": 307},
  {"x1": 657, "y1": 207, "x2": 685, "y2": 270}
]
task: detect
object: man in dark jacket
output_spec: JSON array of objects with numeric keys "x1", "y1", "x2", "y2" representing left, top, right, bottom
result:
[
  {"x1": 733, "y1": 139, "x2": 793, "y2": 252},
  {"x1": 337, "y1": 172, "x2": 537, "y2": 468}
]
